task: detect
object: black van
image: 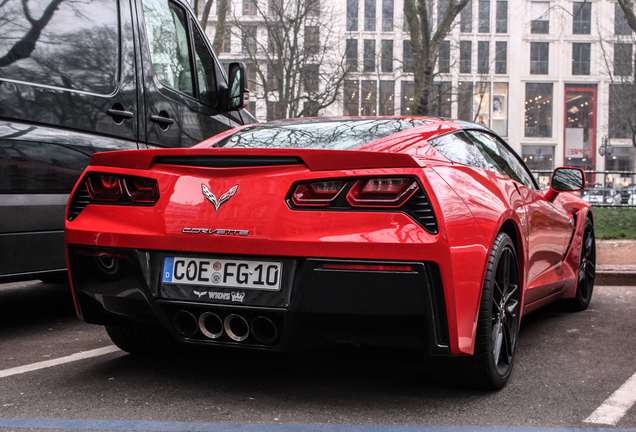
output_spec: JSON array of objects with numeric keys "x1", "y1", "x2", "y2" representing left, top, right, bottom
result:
[{"x1": 0, "y1": 0, "x2": 254, "y2": 282}]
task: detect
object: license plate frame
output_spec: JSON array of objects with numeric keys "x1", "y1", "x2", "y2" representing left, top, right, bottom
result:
[{"x1": 162, "y1": 256, "x2": 282, "y2": 291}]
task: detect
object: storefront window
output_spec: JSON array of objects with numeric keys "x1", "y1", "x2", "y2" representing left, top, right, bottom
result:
[
  {"x1": 525, "y1": 83, "x2": 552, "y2": 137},
  {"x1": 492, "y1": 82, "x2": 508, "y2": 137}
]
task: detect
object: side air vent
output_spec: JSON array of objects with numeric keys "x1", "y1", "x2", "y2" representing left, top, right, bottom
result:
[
  {"x1": 409, "y1": 189, "x2": 438, "y2": 234},
  {"x1": 67, "y1": 183, "x2": 91, "y2": 221},
  {"x1": 426, "y1": 262, "x2": 449, "y2": 348},
  {"x1": 155, "y1": 156, "x2": 304, "y2": 168}
]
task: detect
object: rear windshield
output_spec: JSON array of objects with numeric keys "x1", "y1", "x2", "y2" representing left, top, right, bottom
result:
[{"x1": 213, "y1": 118, "x2": 429, "y2": 150}]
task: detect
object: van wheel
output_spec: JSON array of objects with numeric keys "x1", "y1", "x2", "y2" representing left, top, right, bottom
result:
[{"x1": 106, "y1": 323, "x2": 182, "y2": 356}]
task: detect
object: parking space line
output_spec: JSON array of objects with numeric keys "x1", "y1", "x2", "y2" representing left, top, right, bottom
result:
[
  {"x1": 584, "y1": 370, "x2": 636, "y2": 425},
  {"x1": 0, "y1": 346, "x2": 120, "y2": 379},
  {"x1": 0, "y1": 420, "x2": 635, "y2": 432}
]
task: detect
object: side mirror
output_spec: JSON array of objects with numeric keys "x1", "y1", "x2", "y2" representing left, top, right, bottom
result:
[
  {"x1": 544, "y1": 167, "x2": 586, "y2": 201},
  {"x1": 226, "y1": 62, "x2": 248, "y2": 111}
]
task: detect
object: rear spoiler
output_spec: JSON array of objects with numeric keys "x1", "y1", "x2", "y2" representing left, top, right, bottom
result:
[{"x1": 89, "y1": 148, "x2": 422, "y2": 171}]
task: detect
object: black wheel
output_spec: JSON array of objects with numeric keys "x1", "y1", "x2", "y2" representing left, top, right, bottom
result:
[
  {"x1": 106, "y1": 323, "x2": 182, "y2": 356},
  {"x1": 567, "y1": 218, "x2": 595, "y2": 311},
  {"x1": 424, "y1": 232, "x2": 520, "y2": 390}
]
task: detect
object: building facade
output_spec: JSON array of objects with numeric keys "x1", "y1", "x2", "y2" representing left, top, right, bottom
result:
[{"x1": 204, "y1": 0, "x2": 636, "y2": 185}]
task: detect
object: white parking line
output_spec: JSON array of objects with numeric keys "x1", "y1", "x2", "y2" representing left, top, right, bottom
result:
[
  {"x1": 584, "y1": 370, "x2": 636, "y2": 425},
  {"x1": 0, "y1": 346, "x2": 120, "y2": 379}
]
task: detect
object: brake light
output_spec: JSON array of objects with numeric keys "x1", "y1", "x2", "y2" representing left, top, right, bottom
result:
[
  {"x1": 86, "y1": 174, "x2": 122, "y2": 202},
  {"x1": 323, "y1": 263, "x2": 413, "y2": 272},
  {"x1": 292, "y1": 181, "x2": 345, "y2": 206},
  {"x1": 346, "y1": 178, "x2": 418, "y2": 207},
  {"x1": 124, "y1": 178, "x2": 160, "y2": 203}
]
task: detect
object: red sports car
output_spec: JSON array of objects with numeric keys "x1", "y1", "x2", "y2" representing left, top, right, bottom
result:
[{"x1": 65, "y1": 117, "x2": 595, "y2": 389}]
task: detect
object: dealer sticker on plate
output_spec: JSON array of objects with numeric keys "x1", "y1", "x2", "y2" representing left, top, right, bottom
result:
[{"x1": 162, "y1": 257, "x2": 282, "y2": 291}]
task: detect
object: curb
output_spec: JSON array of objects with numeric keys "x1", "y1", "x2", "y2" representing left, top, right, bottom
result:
[{"x1": 596, "y1": 271, "x2": 636, "y2": 286}]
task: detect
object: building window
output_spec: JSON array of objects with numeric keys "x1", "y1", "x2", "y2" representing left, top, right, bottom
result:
[
  {"x1": 478, "y1": 41, "x2": 489, "y2": 74},
  {"x1": 365, "y1": 0, "x2": 376, "y2": 31},
  {"x1": 380, "y1": 80, "x2": 394, "y2": 115},
  {"x1": 461, "y1": 0, "x2": 472, "y2": 32},
  {"x1": 267, "y1": 63, "x2": 278, "y2": 89},
  {"x1": 525, "y1": 82, "x2": 553, "y2": 137},
  {"x1": 361, "y1": 80, "x2": 377, "y2": 115},
  {"x1": 344, "y1": 80, "x2": 359, "y2": 115},
  {"x1": 346, "y1": 39, "x2": 358, "y2": 71},
  {"x1": 615, "y1": 3, "x2": 632, "y2": 35},
  {"x1": 531, "y1": 2, "x2": 549, "y2": 34},
  {"x1": 572, "y1": 2, "x2": 591, "y2": 34},
  {"x1": 496, "y1": 1, "x2": 507, "y2": 33},
  {"x1": 347, "y1": 0, "x2": 358, "y2": 30},
  {"x1": 430, "y1": 81, "x2": 452, "y2": 117},
  {"x1": 268, "y1": 26, "x2": 282, "y2": 54},
  {"x1": 382, "y1": 0, "x2": 394, "y2": 31},
  {"x1": 492, "y1": 82, "x2": 508, "y2": 136},
  {"x1": 243, "y1": 0, "x2": 257, "y2": 15},
  {"x1": 221, "y1": 27, "x2": 231, "y2": 53},
  {"x1": 438, "y1": 40, "x2": 450, "y2": 73},
  {"x1": 475, "y1": 82, "x2": 490, "y2": 127},
  {"x1": 364, "y1": 39, "x2": 376, "y2": 72},
  {"x1": 605, "y1": 146, "x2": 636, "y2": 172},
  {"x1": 242, "y1": 26, "x2": 257, "y2": 53},
  {"x1": 530, "y1": 42, "x2": 549, "y2": 74},
  {"x1": 306, "y1": 0, "x2": 319, "y2": 17},
  {"x1": 439, "y1": 0, "x2": 450, "y2": 25},
  {"x1": 303, "y1": 101, "x2": 320, "y2": 116},
  {"x1": 267, "y1": 101, "x2": 279, "y2": 120},
  {"x1": 458, "y1": 81, "x2": 473, "y2": 121},
  {"x1": 460, "y1": 40, "x2": 472, "y2": 73},
  {"x1": 572, "y1": 43, "x2": 590, "y2": 75},
  {"x1": 381, "y1": 40, "x2": 393, "y2": 72},
  {"x1": 401, "y1": 81, "x2": 414, "y2": 115},
  {"x1": 269, "y1": 0, "x2": 282, "y2": 15},
  {"x1": 478, "y1": 0, "x2": 490, "y2": 32},
  {"x1": 614, "y1": 43, "x2": 633, "y2": 76},
  {"x1": 495, "y1": 41, "x2": 507, "y2": 74},
  {"x1": 403, "y1": 40, "x2": 413, "y2": 73},
  {"x1": 609, "y1": 84, "x2": 633, "y2": 138},
  {"x1": 305, "y1": 26, "x2": 319, "y2": 56},
  {"x1": 248, "y1": 101, "x2": 256, "y2": 116},
  {"x1": 522, "y1": 145, "x2": 555, "y2": 172},
  {"x1": 302, "y1": 64, "x2": 320, "y2": 92}
]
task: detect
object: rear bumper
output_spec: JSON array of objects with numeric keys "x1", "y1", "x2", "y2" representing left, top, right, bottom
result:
[{"x1": 68, "y1": 246, "x2": 451, "y2": 355}]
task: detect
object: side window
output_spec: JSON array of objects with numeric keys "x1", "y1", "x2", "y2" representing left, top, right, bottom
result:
[
  {"x1": 0, "y1": 0, "x2": 119, "y2": 95},
  {"x1": 428, "y1": 132, "x2": 490, "y2": 170},
  {"x1": 192, "y1": 22, "x2": 218, "y2": 106},
  {"x1": 466, "y1": 130, "x2": 537, "y2": 189},
  {"x1": 143, "y1": 0, "x2": 194, "y2": 96}
]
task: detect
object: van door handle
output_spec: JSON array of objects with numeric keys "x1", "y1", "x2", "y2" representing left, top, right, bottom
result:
[
  {"x1": 107, "y1": 109, "x2": 134, "y2": 121},
  {"x1": 150, "y1": 115, "x2": 175, "y2": 125}
]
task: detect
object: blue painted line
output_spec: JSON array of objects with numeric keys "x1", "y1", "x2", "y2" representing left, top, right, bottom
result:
[{"x1": 0, "y1": 420, "x2": 634, "y2": 432}]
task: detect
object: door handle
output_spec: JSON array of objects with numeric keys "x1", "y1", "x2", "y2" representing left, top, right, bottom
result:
[
  {"x1": 150, "y1": 115, "x2": 175, "y2": 125},
  {"x1": 107, "y1": 109, "x2": 134, "y2": 119}
]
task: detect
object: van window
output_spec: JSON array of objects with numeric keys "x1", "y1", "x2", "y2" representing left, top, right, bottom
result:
[
  {"x1": 0, "y1": 0, "x2": 119, "y2": 95},
  {"x1": 192, "y1": 21, "x2": 218, "y2": 106},
  {"x1": 143, "y1": 0, "x2": 194, "y2": 96}
]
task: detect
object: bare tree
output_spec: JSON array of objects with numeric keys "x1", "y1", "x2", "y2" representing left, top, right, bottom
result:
[
  {"x1": 403, "y1": 0, "x2": 470, "y2": 115},
  {"x1": 231, "y1": 0, "x2": 348, "y2": 119}
]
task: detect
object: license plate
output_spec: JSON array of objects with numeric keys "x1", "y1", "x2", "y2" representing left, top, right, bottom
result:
[{"x1": 162, "y1": 257, "x2": 282, "y2": 291}]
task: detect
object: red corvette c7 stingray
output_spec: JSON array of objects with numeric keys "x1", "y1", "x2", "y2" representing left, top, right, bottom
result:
[{"x1": 65, "y1": 117, "x2": 595, "y2": 389}]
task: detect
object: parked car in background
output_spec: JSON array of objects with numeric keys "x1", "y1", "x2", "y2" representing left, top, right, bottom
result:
[
  {"x1": 0, "y1": 0, "x2": 253, "y2": 282},
  {"x1": 66, "y1": 117, "x2": 594, "y2": 390},
  {"x1": 581, "y1": 188, "x2": 622, "y2": 205},
  {"x1": 629, "y1": 193, "x2": 636, "y2": 205},
  {"x1": 619, "y1": 184, "x2": 636, "y2": 204}
]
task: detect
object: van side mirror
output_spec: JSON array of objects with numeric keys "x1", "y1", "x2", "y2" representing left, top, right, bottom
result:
[
  {"x1": 545, "y1": 167, "x2": 586, "y2": 201},
  {"x1": 227, "y1": 62, "x2": 248, "y2": 111}
]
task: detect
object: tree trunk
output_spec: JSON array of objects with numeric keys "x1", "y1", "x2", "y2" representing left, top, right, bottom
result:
[
  {"x1": 200, "y1": 0, "x2": 214, "y2": 31},
  {"x1": 212, "y1": 0, "x2": 228, "y2": 54}
]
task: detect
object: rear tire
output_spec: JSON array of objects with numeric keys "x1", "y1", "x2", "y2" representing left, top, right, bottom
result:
[
  {"x1": 106, "y1": 323, "x2": 182, "y2": 356},
  {"x1": 566, "y1": 218, "x2": 595, "y2": 311},
  {"x1": 425, "y1": 232, "x2": 520, "y2": 390}
]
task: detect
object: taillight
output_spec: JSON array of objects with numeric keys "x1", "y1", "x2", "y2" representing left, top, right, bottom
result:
[
  {"x1": 86, "y1": 174, "x2": 122, "y2": 202},
  {"x1": 292, "y1": 180, "x2": 345, "y2": 206},
  {"x1": 124, "y1": 178, "x2": 160, "y2": 203},
  {"x1": 346, "y1": 178, "x2": 418, "y2": 207},
  {"x1": 85, "y1": 174, "x2": 159, "y2": 204}
]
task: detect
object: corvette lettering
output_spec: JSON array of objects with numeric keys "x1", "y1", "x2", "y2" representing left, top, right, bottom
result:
[{"x1": 182, "y1": 228, "x2": 249, "y2": 236}]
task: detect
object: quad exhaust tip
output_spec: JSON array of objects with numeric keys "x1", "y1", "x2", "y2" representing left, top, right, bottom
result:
[
  {"x1": 224, "y1": 314, "x2": 250, "y2": 342},
  {"x1": 250, "y1": 316, "x2": 278, "y2": 344},
  {"x1": 173, "y1": 310, "x2": 198, "y2": 337},
  {"x1": 198, "y1": 312, "x2": 223, "y2": 339}
]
